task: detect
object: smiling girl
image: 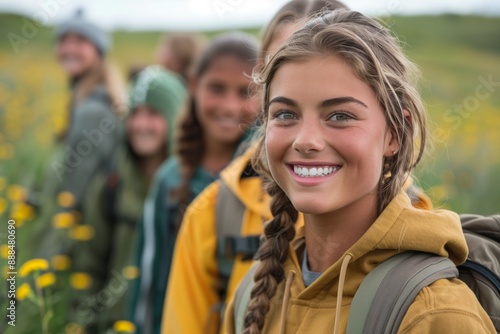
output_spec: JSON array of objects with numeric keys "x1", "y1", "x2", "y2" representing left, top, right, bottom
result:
[
  {"x1": 225, "y1": 9, "x2": 495, "y2": 334},
  {"x1": 130, "y1": 32, "x2": 260, "y2": 334}
]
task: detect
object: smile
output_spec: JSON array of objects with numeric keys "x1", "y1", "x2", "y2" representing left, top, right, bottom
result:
[{"x1": 290, "y1": 164, "x2": 341, "y2": 178}]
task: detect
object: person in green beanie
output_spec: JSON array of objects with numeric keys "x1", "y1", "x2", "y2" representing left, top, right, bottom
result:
[{"x1": 69, "y1": 65, "x2": 187, "y2": 333}]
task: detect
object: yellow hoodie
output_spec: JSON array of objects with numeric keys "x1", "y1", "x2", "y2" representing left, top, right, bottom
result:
[
  {"x1": 163, "y1": 147, "x2": 304, "y2": 334},
  {"x1": 224, "y1": 192, "x2": 495, "y2": 334}
]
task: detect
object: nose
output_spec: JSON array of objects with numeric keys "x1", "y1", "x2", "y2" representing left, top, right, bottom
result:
[
  {"x1": 222, "y1": 91, "x2": 244, "y2": 115},
  {"x1": 292, "y1": 117, "x2": 325, "y2": 154}
]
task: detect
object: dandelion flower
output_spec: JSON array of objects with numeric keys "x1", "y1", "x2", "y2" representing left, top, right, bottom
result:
[
  {"x1": 52, "y1": 212, "x2": 75, "y2": 229},
  {"x1": 19, "y1": 259, "x2": 49, "y2": 277},
  {"x1": 51, "y1": 255, "x2": 71, "y2": 271},
  {"x1": 57, "y1": 191, "x2": 75, "y2": 208},
  {"x1": 122, "y1": 266, "x2": 140, "y2": 280},
  {"x1": 65, "y1": 322, "x2": 85, "y2": 334},
  {"x1": 70, "y1": 225, "x2": 95, "y2": 241},
  {"x1": 17, "y1": 283, "x2": 31, "y2": 301},
  {"x1": 6, "y1": 185, "x2": 26, "y2": 202},
  {"x1": 11, "y1": 202, "x2": 35, "y2": 221},
  {"x1": 70, "y1": 272, "x2": 92, "y2": 290},
  {"x1": 1, "y1": 245, "x2": 9, "y2": 259},
  {"x1": 113, "y1": 320, "x2": 136, "y2": 333},
  {"x1": 36, "y1": 272, "x2": 56, "y2": 289},
  {"x1": 0, "y1": 198, "x2": 6, "y2": 215}
]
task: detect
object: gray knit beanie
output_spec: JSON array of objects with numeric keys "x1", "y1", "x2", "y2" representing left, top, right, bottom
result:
[{"x1": 55, "y1": 8, "x2": 110, "y2": 55}]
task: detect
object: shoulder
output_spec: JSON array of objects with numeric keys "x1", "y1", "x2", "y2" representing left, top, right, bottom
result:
[
  {"x1": 154, "y1": 157, "x2": 180, "y2": 181},
  {"x1": 183, "y1": 180, "x2": 221, "y2": 219},
  {"x1": 400, "y1": 278, "x2": 495, "y2": 333}
]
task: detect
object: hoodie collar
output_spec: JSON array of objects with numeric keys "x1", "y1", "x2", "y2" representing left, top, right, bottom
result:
[{"x1": 280, "y1": 191, "x2": 467, "y2": 302}]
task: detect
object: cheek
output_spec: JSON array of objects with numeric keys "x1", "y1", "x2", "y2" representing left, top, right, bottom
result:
[
  {"x1": 154, "y1": 120, "x2": 168, "y2": 138},
  {"x1": 265, "y1": 126, "x2": 291, "y2": 175},
  {"x1": 195, "y1": 90, "x2": 218, "y2": 117},
  {"x1": 81, "y1": 44, "x2": 99, "y2": 65}
]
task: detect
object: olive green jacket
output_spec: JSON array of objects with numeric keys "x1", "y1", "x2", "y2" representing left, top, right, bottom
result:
[{"x1": 71, "y1": 144, "x2": 148, "y2": 332}]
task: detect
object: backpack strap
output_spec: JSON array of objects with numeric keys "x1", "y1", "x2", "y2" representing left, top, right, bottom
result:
[
  {"x1": 216, "y1": 180, "x2": 247, "y2": 300},
  {"x1": 233, "y1": 263, "x2": 259, "y2": 334},
  {"x1": 347, "y1": 251, "x2": 458, "y2": 334}
]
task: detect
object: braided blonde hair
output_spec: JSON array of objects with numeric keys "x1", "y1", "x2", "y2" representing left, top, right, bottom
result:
[{"x1": 244, "y1": 9, "x2": 427, "y2": 334}]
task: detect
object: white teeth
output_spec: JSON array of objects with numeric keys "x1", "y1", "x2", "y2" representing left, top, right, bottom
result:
[{"x1": 292, "y1": 165, "x2": 339, "y2": 178}]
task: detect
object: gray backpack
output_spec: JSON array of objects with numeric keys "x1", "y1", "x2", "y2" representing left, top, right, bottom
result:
[{"x1": 234, "y1": 214, "x2": 500, "y2": 333}]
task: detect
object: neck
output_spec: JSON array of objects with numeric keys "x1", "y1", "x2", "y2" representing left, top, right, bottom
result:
[
  {"x1": 139, "y1": 152, "x2": 166, "y2": 184},
  {"x1": 304, "y1": 193, "x2": 378, "y2": 272},
  {"x1": 201, "y1": 135, "x2": 238, "y2": 173}
]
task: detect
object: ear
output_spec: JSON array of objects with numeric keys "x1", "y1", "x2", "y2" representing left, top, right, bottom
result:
[{"x1": 383, "y1": 109, "x2": 411, "y2": 157}]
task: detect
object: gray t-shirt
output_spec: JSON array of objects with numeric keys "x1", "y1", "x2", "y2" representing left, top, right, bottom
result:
[{"x1": 302, "y1": 248, "x2": 322, "y2": 287}]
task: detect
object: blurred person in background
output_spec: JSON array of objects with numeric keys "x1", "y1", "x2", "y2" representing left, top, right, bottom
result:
[
  {"x1": 128, "y1": 33, "x2": 199, "y2": 85},
  {"x1": 31, "y1": 9, "x2": 126, "y2": 259},
  {"x1": 157, "y1": 33, "x2": 199, "y2": 84},
  {"x1": 70, "y1": 66, "x2": 187, "y2": 333},
  {"x1": 128, "y1": 32, "x2": 260, "y2": 334}
]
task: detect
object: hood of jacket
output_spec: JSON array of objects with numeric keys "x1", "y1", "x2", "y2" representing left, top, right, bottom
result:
[{"x1": 220, "y1": 145, "x2": 271, "y2": 220}]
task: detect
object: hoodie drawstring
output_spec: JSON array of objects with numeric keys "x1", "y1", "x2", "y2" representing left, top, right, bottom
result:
[
  {"x1": 279, "y1": 270, "x2": 296, "y2": 334},
  {"x1": 333, "y1": 254, "x2": 353, "y2": 334}
]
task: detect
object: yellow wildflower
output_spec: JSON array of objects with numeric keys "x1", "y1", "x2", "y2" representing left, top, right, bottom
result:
[
  {"x1": 0, "y1": 198, "x2": 6, "y2": 215},
  {"x1": 36, "y1": 272, "x2": 56, "y2": 289},
  {"x1": 70, "y1": 225, "x2": 95, "y2": 241},
  {"x1": 52, "y1": 212, "x2": 76, "y2": 229},
  {"x1": 17, "y1": 283, "x2": 31, "y2": 301},
  {"x1": 1, "y1": 245, "x2": 9, "y2": 259},
  {"x1": 113, "y1": 320, "x2": 136, "y2": 333},
  {"x1": 122, "y1": 266, "x2": 140, "y2": 280},
  {"x1": 51, "y1": 255, "x2": 72, "y2": 271},
  {"x1": 57, "y1": 191, "x2": 75, "y2": 208},
  {"x1": 19, "y1": 259, "x2": 49, "y2": 277},
  {"x1": 11, "y1": 202, "x2": 35, "y2": 221},
  {"x1": 70, "y1": 272, "x2": 92, "y2": 290},
  {"x1": 65, "y1": 322, "x2": 85, "y2": 334},
  {"x1": 6, "y1": 185, "x2": 26, "y2": 202}
]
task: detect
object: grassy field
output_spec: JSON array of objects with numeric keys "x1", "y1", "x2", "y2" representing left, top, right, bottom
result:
[{"x1": 0, "y1": 12, "x2": 499, "y2": 333}]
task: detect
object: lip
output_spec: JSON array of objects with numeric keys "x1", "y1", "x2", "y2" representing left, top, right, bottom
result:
[
  {"x1": 285, "y1": 162, "x2": 342, "y2": 186},
  {"x1": 213, "y1": 116, "x2": 240, "y2": 129}
]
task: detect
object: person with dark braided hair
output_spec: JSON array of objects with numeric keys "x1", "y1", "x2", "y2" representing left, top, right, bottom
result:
[
  {"x1": 225, "y1": 9, "x2": 495, "y2": 334},
  {"x1": 128, "y1": 32, "x2": 260, "y2": 334}
]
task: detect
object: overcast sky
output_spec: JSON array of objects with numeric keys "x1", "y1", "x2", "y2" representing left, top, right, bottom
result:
[{"x1": 1, "y1": 0, "x2": 499, "y2": 31}]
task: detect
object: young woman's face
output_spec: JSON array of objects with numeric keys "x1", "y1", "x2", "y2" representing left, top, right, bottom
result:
[
  {"x1": 56, "y1": 32, "x2": 101, "y2": 77},
  {"x1": 266, "y1": 56, "x2": 398, "y2": 216},
  {"x1": 194, "y1": 55, "x2": 258, "y2": 146},
  {"x1": 127, "y1": 106, "x2": 167, "y2": 157}
]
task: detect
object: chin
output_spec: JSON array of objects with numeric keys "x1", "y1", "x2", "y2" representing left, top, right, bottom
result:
[{"x1": 288, "y1": 197, "x2": 335, "y2": 216}]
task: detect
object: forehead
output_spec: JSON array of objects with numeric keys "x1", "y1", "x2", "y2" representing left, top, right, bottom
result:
[
  {"x1": 269, "y1": 55, "x2": 375, "y2": 104},
  {"x1": 201, "y1": 55, "x2": 253, "y2": 82}
]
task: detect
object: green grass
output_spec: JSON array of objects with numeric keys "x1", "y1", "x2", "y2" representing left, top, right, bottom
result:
[{"x1": 0, "y1": 12, "x2": 499, "y2": 332}]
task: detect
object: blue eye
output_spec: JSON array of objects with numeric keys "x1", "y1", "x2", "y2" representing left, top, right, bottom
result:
[
  {"x1": 272, "y1": 110, "x2": 297, "y2": 120},
  {"x1": 329, "y1": 112, "x2": 353, "y2": 122}
]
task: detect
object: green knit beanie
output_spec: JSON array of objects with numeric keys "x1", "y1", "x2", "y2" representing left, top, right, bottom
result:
[{"x1": 129, "y1": 66, "x2": 187, "y2": 153}]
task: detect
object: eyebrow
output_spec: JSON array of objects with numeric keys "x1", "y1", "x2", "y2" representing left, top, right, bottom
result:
[
  {"x1": 320, "y1": 96, "x2": 368, "y2": 109},
  {"x1": 268, "y1": 96, "x2": 368, "y2": 108}
]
